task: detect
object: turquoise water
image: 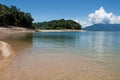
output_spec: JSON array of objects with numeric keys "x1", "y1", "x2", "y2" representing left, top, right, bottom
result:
[
  {"x1": 32, "y1": 32, "x2": 120, "y2": 64},
  {"x1": 1, "y1": 32, "x2": 120, "y2": 66},
  {"x1": 1, "y1": 31, "x2": 120, "y2": 80}
]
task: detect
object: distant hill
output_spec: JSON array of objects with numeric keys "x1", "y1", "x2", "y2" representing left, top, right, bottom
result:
[
  {"x1": 33, "y1": 19, "x2": 81, "y2": 30},
  {"x1": 82, "y1": 24, "x2": 120, "y2": 31}
]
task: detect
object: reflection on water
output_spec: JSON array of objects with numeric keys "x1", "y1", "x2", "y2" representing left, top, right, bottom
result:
[
  {"x1": 0, "y1": 33, "x2": 33, "y2": 80},
  {"x1": 32, "y1": 32, "x2": 120, "y2": 63},
  {"x1": 0, "y1": 32, "x2": 120, "y2": 80},
  {"x1": 83, "y1": 32, "x2": 120, "y2": 64},
  {"x1": 33, "y1": 32, "x2": 77, "y2": 48},
  {"x1": 0, "y1": 33, "x2": 33, "y2": 54}
]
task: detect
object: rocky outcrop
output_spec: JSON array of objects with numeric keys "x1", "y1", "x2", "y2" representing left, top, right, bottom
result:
[
  {"x1": 0, "y1": 41, "x2": 14, "y2": 61},
  {"x1": 0, "y1": 41, "x2": 15, "y2": 80}
]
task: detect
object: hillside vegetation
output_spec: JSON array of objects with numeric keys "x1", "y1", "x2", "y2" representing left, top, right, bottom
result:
[
  {"x1": 0, "y1": 4, "x2": 81, "y2": 30},
  {"x1": 33, "y1": 19, "x2": 81, "y2": 30},
  {"x1": 0, "y1": 4, "x2": 34, "y2": 28}
]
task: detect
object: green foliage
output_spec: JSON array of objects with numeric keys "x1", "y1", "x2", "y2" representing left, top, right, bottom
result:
[
  {"x1": 0, "y1": 4, "x2": 34, "y2": 28},
  {"x1": 33, "y1": 19, "x2": 81, "y2": 30}
]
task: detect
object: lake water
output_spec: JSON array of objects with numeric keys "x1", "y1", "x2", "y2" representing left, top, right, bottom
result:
[{"x1": 0, "y1": 32, "x2": 120, "y2": 80}]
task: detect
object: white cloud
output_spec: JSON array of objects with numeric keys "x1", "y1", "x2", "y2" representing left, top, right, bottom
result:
[
  {"x1": 79, "y1": 21, "x2": 93, "y2": 27},
  {"x1": 73, "y1": 19, "x2": 79, "y2": 23},
  {"x1": 78, "y1": 7, "x2": 120, "y2": 28}
]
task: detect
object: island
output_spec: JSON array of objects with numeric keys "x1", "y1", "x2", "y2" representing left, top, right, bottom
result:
[
  {"x1": 0, "y1": 4, "x2": 81, "y2": 33},
  {"x1": 33, "y1": 19, "x2": 81, "y2": 30}
]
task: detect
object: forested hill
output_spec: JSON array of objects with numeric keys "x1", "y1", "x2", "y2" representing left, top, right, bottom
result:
[
  {"x1": 0, "y1": 4, "x2": 81, "y2": 30},
  {"x1": 33, "y1": 19, "x2": 81, "y2": 30},
  {"x1": 0, "y1": 4, "x2": 34, "y2": 28}
]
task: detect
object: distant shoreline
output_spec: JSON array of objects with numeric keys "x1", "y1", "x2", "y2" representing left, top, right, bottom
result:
[
  {"x1": 0, "y1": 27, "x2": 36, "y2": 34},
  {"x1": 36, "y1": 29, "x2": 87, "y2": 32},
  {"x1": 0, "y1": 26, "x2": 87, "y2": 33}
]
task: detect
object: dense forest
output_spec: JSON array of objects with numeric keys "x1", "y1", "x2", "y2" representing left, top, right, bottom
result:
[
  {"x1": 0, "y1": 4, "x2": 81, "y2": 30},
  {"x1": 33, "y1": 19, "x2": 81, "y2": 30},
  {"x1": 0, "y1": 4, "x2": 34, "y2": 28}
]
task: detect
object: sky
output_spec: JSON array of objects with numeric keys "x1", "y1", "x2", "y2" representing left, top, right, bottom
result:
[{"x1": 0, "y1": 0, "x2": 120, "y2": 27}]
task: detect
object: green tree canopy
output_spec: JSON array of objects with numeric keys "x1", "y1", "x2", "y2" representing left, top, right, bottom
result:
[
  {"x1": 0, "y1": 4, "x2": 34, "y2": 28},
  {"x1": 33, "y1": 19, "x2": 81, "y2": 30}
]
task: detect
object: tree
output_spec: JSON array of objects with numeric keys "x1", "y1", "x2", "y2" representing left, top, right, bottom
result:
[
  {"x1": 0, "y1": 4, "x2": 34, "y2": 28},
  {"x1": 33, "y1": 19, "x2": 81, "y2": 30}
]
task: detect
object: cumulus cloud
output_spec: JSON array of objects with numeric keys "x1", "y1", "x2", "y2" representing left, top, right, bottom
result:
[
  {"x1": 79, "y1": 21, "x2": 93, "y2": 27},
  {"x1": 74, "y1": 19, "x2": 92, "y2": 27},
  {"x1": 78, "y1": 7, "x2": 120, "y2": 27}
]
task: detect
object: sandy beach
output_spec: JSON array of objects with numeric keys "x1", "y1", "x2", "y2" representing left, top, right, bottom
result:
[
  {"x1": 9, "y1": 53, "x2": 120, "y2": 80},
  {"x1": 0, "y1": 27, "x2": 35, "y2": 33},
  {"x1": 1, "y1": 0, "x2": 120, "y2": 79},
  {"x1": 0, "y1": 28, "x2": 120, "y2": 80},
  {"x1": 0, "y1": 42, "x2": 120, "y2": 80},
  {"x1": 0, "y1": 26, "x2": 87, "y2": 34},
  {"x1": 37, "y1": 29, "x2": 87, "y2": 32},
  {"x1": 1, "y1": 49, "x2": 119, "y2": 80}
]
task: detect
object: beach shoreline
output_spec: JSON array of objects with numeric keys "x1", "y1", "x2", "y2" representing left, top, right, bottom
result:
[
  {"x1": 36, "y1": 29, "x2": 87, "y2": 32},
  {"x1": 0, "y1": 30, "x2": 120, "y2": 80},
  {"x1": 0, "y1": 27, "x2": 36, "y2": 33},
  {"x1": 0, "y1": 26, "x2": 87, "y2": 34}
]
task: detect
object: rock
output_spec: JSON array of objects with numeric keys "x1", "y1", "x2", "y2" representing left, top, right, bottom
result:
[
  {"x1": 0, "y1": 41, "x2": 14, "y2": 59},
  {"x1": 0, "y1": 41, "x2": 14, "y2": 80}
]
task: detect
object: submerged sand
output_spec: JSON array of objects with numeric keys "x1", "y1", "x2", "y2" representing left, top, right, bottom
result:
[
  {"x1": 0, "y1": 31, "x2": 120, "y2": 80},
  {"x1": 0, "y1": 45, "x2": 120, "y2": 80},
  {"x1": 10, "y1": 53, "x2": 120, "y2": 80},
  {"x1": 0, "y1": 41, "x2": 15, "y2": 80}
]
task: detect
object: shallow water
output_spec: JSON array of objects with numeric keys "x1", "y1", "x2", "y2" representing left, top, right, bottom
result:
[{"x1": 0, "y1": 32, "x2": 120, "y2": 80}]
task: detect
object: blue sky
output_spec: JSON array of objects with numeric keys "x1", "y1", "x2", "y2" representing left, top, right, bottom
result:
[{"x1": 0, "y1": 0, "x2": 120, "y2": 23}]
